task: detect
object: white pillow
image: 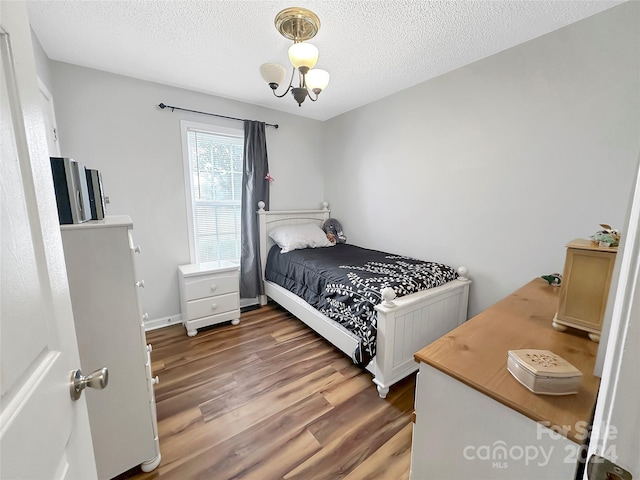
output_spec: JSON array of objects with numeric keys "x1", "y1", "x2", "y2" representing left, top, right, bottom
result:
[{"x1": 268, "y1": 223, "x2": 334, "y2": 253}]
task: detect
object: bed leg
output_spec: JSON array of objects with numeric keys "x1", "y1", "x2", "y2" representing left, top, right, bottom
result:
[{"x1": 377, "y1": 385, "x2": 390, "y2": 399}]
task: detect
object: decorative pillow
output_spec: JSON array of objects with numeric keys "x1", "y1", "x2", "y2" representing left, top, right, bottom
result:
[
  {"x1": 269, "y1": 223, "x2": 334, "y2": 253},
  {"x1": 322, "y1": 218, "x2": 347, "y2": 244}
]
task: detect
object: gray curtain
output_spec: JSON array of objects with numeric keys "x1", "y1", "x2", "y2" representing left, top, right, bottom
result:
[{"x1": 240, "y1": 120, "x2": 270, "y2": 298}]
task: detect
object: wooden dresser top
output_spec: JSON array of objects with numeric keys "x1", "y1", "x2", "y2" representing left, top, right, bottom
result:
[
  {"x1": 566, "y1": 238, "x2": 617, "y2": 253},
  {"x1": 414, "y1": 278, "x2": 601, "y2": 443}
]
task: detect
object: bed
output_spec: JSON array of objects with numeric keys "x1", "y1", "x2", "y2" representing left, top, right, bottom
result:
[{"x1": 257, "y1": 201, "x2": 471, "y2": 398}]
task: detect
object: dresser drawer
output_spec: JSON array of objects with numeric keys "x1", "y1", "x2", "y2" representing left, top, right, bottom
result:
[
  {"x1": 184, "y1": 274, "x2": 238, "y2": 301},
  {"x1": 185, "y1": 292, "x2": 239, "y2": 320}
]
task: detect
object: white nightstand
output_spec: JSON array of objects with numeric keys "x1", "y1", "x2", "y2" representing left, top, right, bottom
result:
[{"x1": 178, "y1": 261, "x2": 241, "y2": 336}]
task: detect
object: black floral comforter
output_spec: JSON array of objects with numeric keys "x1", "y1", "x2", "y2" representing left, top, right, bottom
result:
[{"x1": 264, "y1": 243, "x2": 458, "y2": 367}]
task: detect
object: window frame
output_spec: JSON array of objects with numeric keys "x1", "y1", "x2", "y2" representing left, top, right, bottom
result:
[{"x1": 180, "y1": 120, "x2": 244, "y2": 265}]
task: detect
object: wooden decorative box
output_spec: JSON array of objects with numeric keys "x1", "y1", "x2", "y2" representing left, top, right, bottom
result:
[{"x1": 507, "y1": 349, "x2": 582, "y2": 395}]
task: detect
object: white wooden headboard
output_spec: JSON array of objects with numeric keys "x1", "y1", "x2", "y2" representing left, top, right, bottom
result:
[{"x1": 257, "y1": 201, "x2": 331, "y2": 284}]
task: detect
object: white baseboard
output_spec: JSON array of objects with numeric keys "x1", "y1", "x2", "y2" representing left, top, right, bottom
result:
[
  {"x1": 145, "y1": 313, "x2": 182, "y2": 331},
  {"x1": 240, "y1": 297, "x2": 259, "y2": 308}
]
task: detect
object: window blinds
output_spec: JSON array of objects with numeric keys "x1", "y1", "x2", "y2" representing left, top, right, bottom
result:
[{"x1": 187, "y1": 129, "x2": 243, "y2": 263}]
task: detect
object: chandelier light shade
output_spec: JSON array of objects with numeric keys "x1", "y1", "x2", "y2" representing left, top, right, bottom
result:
[
  {"x1": 259, "y1": 7, "x2": 330, "y2": 107},
  {"x1": 287, "y1": 43, "x2": 318, "y2": 72},
  {"x1": 259, "y1": 63, "x2": 287, "y2": 88},
  {"x1": 305, "y1": 69, "x2": 330, "y2": 93}
]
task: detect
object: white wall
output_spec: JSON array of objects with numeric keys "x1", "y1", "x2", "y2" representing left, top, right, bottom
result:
[
  {"x1": 48, "y1": 62, "x2": 326, "y2": 323},
  {"x1": 31, "y1": 28, "x2": 53, "y2": 89},
  {"x1": 323, "y1": 2, "x2": 640, "y2": 317}
]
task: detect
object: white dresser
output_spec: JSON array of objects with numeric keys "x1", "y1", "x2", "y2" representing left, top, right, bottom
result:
[
  {"x1": 410, "y1": 279, "x2": 600, "y2": 479},
  {"x1": 61, "y1": 216, "x2": 161, "y2": 479},
  {"x1": 178, "y1": 261, "x2": 240, "y2": 336}
]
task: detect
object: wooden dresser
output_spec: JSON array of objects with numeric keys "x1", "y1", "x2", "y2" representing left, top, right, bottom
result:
[{"x1": 410, "y1": 278, "x2": 600, "y2": 480}]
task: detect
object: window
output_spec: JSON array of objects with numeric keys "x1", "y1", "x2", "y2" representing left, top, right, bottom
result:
[{"x1": 181, "y1": 121, "x2": 243, "y2": 264}]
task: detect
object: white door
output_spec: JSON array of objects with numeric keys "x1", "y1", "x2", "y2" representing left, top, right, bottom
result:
[
  {"x1": 583, "y1": 156, "x2": 640, "y2": 480},
  {"x1": 0, "y1": 2, "x2": 97, "y2": 479},
  {"x1": 38, "y1": 77, "x2": 61, "y2": 157}
]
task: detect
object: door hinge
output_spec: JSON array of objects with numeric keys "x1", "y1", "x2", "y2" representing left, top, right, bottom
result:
[{"x1": 587, "y1": 454, "x2": 632, "y2": 480}]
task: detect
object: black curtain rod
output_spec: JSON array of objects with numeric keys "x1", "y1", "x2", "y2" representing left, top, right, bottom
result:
[{"x1": 158, "y1": 103, "x2": 279, "y2": 129}]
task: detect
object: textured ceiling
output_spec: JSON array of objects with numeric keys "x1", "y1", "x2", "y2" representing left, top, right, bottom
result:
[{"x1": 26, "y1": 0, "x2": 625, "y2": 121}]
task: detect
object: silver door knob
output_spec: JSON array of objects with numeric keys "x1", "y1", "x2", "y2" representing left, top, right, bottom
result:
[{"x1": 70, "y1": 367, "x2": 109, "y2": 401}]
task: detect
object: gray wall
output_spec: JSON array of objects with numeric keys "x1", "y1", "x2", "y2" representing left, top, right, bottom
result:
[
  {"x1": 48, "y1": 63, "x2": 326, "y2": 323},
  {"x1": 37, "y1": 2, "x2": 639, "y2": 324},
  {"x1": 323, "y1": 2, "x2": 640, "y2": 317}
]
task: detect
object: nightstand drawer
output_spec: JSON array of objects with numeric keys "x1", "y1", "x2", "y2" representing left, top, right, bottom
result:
[
  {"x1": 184, "y1": 274, "x2": 238, "y2": 301},
  {"x1": 185, "y1": 310, "x2": 240, "y2": 332},
  {"x1": 185, "y1": 292, "x2": 239, "y2": 320}
]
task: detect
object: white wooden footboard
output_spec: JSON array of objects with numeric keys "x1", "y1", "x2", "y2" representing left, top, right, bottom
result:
[
  {"x1": 257, "y1": 202, "x2": 471, "y2": 398},
  {"x1": 371, "y1": 276, "x2": 471, "y2": 398}
]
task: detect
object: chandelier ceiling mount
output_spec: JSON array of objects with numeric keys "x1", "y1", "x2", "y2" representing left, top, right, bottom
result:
[{"x1": 274, "y1": 7, "x2": 320, "y2": 42}]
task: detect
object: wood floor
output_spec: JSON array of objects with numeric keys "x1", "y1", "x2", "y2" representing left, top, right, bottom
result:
[{"x1": 118, "y1": 303, "x2": 415, "y2": 480}]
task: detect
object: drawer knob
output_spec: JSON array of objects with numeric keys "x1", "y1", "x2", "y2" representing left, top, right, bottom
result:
[
  {"x1": 210, "y1": 285, "x2": 217, "y2": 292},
  {"x1": 211, "y1": 303, "x2": 218, "y2": 310},
  {"x1": 136, "y1": 280, "x2": 145, "y2": 288},
  {"x1": 134, "y1": 245, "x2": 142, "y2": 254},
  {"x1": 147, "y1": 344, "x2": 152, "y2": 353},
  {"x1": 142, "y1": 312, "x2": 149, "y2": 321},
  {"x1": 151, "y1": 376, "x2": 159, "y2": 385}
]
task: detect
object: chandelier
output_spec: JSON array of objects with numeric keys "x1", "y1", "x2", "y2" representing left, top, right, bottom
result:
[{"x1": 259, "y1": 7, "x2": 330, "y2": 107}]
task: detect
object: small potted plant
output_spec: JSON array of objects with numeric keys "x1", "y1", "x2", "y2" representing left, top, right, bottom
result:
[{"x1": 590, "y1": 224, "x2": 620, "y2": 247}]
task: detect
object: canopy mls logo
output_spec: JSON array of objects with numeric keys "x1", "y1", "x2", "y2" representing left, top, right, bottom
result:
[
  {"x1": 463, "y1": 441, "x2": 554, "y2": 468},
  {"x1": 463, "y1": 421, "x2": 619, "y2": 470}
]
